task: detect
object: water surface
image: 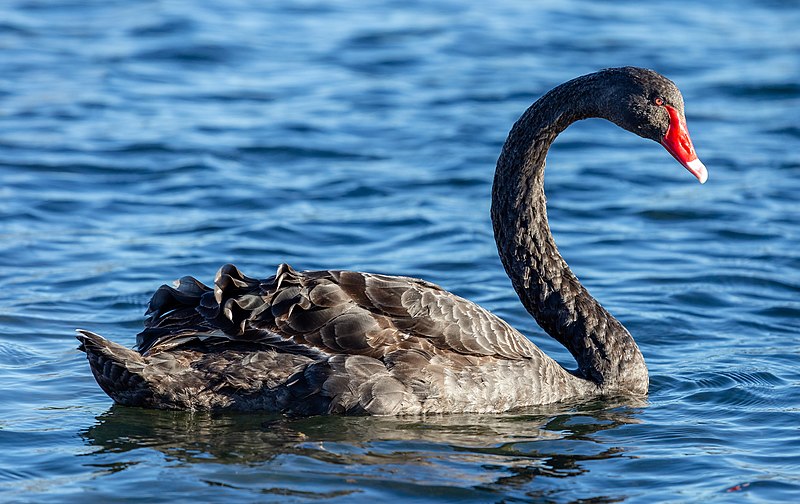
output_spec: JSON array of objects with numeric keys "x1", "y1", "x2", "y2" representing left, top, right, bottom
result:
[{"x1": 1, "y1": 0, "x2": 799, "y2": 502}]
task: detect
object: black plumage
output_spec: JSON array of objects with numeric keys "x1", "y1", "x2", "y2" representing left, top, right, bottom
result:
[{"x1": 78, "y1": 67, "x2": 705, "y2": 414}]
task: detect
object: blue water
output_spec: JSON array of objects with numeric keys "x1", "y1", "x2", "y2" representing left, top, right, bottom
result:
[{"x1": 1, "y1": 0, "x2": 799, "y2": 501}]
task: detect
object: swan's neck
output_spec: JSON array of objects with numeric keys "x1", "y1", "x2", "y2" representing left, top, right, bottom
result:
[{"x1": 490, "y1": 75, "x2": 648, "y2": 393}]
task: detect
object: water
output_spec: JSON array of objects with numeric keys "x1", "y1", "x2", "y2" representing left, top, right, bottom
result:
[{"x1": 1, "y1": 0, "x2": 798, "y2": 501}]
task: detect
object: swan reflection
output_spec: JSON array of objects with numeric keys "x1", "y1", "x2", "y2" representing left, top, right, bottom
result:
[{"x1": 81, "y1": 399, "x2": 644, "y2": 499}]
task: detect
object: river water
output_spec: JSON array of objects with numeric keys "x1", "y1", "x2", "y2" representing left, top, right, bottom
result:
[{"x1": 1, "y1": 0, "x2": 799, "y2": 502}]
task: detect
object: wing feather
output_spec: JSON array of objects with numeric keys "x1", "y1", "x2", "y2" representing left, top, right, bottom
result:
[{"x1": 138, "y1": 263, "x2": 538, "y2": 362}]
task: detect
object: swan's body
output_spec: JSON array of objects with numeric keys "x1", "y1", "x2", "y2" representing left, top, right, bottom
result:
[{"x1": 78, "y1": 67, "x2": 706, "y2": 414}]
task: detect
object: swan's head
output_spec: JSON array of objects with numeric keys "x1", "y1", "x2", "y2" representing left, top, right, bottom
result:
[{"x1": 600, "y1": 67, "x2": 708, "y2": 184}]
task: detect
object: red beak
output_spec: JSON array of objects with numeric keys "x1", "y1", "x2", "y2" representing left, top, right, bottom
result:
[{"x1": 660, "y1": 105, "x2": 708, "y2": 184}]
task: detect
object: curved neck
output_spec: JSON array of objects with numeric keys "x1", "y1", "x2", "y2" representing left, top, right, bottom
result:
[{"x1": 490, "y1": 75, "x2": 647, "y2": 392}]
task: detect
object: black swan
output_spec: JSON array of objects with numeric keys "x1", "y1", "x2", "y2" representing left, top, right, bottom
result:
[{"x1": 77, "y1": 67, "x2": 707, "y2": 415}]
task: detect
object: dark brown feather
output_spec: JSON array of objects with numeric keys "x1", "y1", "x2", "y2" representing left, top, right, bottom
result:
[{"x1": 74, "y1": 67, "x2": 700, "y2": 413}]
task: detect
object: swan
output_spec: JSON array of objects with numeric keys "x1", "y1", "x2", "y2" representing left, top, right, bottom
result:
[{"x1": 77, "y1": 67, "x2": 707, "y2": 415}]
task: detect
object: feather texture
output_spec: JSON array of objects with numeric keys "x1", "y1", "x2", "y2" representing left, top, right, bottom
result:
[
  {"x1": 78, "y1": 263, "x2": 588, "y2": 413},
  {"x1": 75, "y1": 67, "x2": 703, "y2": 414}
]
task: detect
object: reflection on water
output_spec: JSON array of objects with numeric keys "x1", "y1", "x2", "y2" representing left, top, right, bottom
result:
[{"x1": 81, "y1": 400, "x2": 643, "y2": 501}]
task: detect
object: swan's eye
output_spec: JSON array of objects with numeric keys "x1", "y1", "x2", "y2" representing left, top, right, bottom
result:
[{"x1": 653, "y1": 97, "x2": 664, "y2": 106}]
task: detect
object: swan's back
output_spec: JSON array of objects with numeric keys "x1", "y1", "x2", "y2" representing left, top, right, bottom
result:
[{"x1": 78, "y1": 263, "x2": 584, "y2": 414}]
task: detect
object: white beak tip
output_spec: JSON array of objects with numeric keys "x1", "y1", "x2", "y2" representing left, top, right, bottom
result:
[{"x1": 687, "y1": 158, "x2": 708, "y2": 184}]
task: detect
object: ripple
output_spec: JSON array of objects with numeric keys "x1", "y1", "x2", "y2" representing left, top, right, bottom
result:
[
  {"x1": 237, "y1": 144, "x2": 384, "y2": 160},
  {"x1": 715, "y1": 82, "x2": 800, "y2": 100},
  {"x1": 132, "y1": 44, "x2": 245, "y2": 64},
  {"x1": 0, "y1": 342, "x2": 41, "y2": 369},
  {"x1": 128, "y1": 18, "x2": 195, "y2": 37},
  {"x1": 0, "y1": 21, "x2": 35, "y2": 36}
]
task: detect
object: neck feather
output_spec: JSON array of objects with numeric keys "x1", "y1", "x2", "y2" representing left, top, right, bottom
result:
[{"x1": 490, "y1": 74, "x2": 647, "y2": 393}]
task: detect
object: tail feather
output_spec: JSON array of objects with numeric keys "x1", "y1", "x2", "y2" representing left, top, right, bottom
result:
[{"x1": 76, "y1": 330, "x2": 153, "y2": 406}]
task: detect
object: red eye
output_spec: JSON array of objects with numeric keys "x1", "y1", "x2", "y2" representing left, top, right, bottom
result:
[{"x1": 654, "y1": 97, "x2": 664, "y2": 106}]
